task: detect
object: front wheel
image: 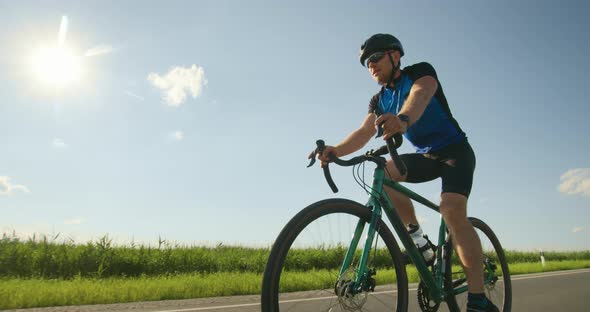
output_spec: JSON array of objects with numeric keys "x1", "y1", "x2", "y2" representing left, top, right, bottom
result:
[
  {"x1": 444, "y1": 217, "x2": 512, "y2": 311},
  {"x1": 261, "y1": 198, "x2": 408, "y2": 311}
]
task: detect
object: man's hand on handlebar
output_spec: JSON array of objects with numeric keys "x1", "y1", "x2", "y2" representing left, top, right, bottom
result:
[
  {"x1": 307, "y1": 137, "x2": 405, "y2": 192},
  {"x1": 308, "y1": 145, "x2": 338, "y2": 167},
  {"x1": 375, "y1": 113, "x2": 408, "y2": 140}
]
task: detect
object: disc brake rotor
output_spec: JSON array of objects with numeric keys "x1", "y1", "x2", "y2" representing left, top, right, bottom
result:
[{"x1": 334, "y1": 269, "x2": 368, "y2": 311}]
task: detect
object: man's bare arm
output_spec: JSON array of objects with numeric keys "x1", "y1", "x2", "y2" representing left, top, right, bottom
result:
[
  {"x1": 334, "y1": 113, "x2": 377, "y2": 157},
  {"x1": 397, "y1": 75, "x2": 438, "y2": 126}
]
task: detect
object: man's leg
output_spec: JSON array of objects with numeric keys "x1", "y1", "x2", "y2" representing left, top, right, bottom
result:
[
  {"x1": 383, "y1": 186, "x2": 418, "y2": 225},
  {"x1": 439, "y1": 192, "x2": 484, "y2": 293},
  {"x1": 384, "y1": 156, "x2": 440, "y2": 264},
  {"x1": 384, "y1": 159, "x2": 418, "y2": 226}
]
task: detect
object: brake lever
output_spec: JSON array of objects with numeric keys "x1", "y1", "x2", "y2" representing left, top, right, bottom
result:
[
  {"x1": 307, "y1": 155, "x2": 316, "y2": 168},
  {"x1": 307, "y1": 140, "x2": 326, "y2": 168}
]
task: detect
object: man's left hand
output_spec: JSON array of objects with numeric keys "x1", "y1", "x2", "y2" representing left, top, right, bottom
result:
[{"x1": 375, "y1": 113, "x2": 407, "y2": 139}]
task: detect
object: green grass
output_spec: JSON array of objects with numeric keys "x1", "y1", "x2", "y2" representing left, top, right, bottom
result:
[
  {"x1": 1, "y1": 260, "x2": 589, "y2": 310},
  {"x1": 2, "y1": 233, "x2": 590, "y2": 309},
  {"x1": 509, "y1": 260, "x2": 590, "y2": 274},
  {"x1": 2, "y1": 233, "x2": 589, "y2": 278},
  {"x1": 0, "y1": 234, "x2": 271, "y2": 278},
  {"x1": 0, "y1": 272, "x2": 261, "y2": 309}
]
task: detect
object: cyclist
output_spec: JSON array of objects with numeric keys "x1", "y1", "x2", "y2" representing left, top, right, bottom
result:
[{"x1": 313, "y1": 34, "x2": 498, "y2": 312}]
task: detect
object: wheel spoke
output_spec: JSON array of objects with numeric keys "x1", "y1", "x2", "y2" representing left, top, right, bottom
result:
[
  {"x1": 443, "y1": 218, "x2": 511, "y2": 311},
  {"x1": 261, "y1": 199, "x2": 408, "y2": 311}
]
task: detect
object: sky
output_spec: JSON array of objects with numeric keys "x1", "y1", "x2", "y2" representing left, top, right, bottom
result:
[{"x1": 1, "y1": 0, "x2": 589, "y2": 251}]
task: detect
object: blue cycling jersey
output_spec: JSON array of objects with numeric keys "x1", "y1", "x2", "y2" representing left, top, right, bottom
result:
[{"x1": 368, "y1": 62, "x2": 466, "y2": 153}]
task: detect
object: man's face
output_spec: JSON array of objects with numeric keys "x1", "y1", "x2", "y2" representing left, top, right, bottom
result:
[{"x1": 367, "y1": 50, "x2": 399, "y2": 84}]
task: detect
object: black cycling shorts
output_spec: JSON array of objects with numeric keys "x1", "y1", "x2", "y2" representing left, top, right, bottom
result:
[{"x1": 399, "y1": 140, "x2": 476, "y2": 198}]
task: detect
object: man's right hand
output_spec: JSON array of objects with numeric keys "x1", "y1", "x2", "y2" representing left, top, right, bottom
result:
[{"x1": 308, "y1": 145, "x2": 338, "y2": 167}]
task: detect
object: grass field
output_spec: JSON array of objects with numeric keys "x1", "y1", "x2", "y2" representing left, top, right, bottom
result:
[
  {"x1": 1, "y1": 233, "x2": 589, "y2": 309},
  {"x1": 2, "y1": 260, "x2": 590, "y2": 309},
  {"x1": 2, "y1": 233, "x2": 588, "y2": 278}
]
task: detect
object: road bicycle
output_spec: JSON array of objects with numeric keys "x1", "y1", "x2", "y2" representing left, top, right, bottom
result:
[{"x1": 261, "y1": 134, "x2": 511, "y2": 311}]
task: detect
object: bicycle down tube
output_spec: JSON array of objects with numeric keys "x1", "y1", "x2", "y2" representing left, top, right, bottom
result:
[
  {"x1": 374, "y1": 166, "x2": 445, "y2": 301},
  {"x1": 339, "y1": 160, "x2": 447, "y2": 301}
]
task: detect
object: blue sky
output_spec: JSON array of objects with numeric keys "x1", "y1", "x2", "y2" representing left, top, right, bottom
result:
[{"x1": 1, "y1": 0, "x2": 589, "y2": 251}]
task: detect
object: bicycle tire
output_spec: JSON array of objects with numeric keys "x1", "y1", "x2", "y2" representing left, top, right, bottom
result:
[
  {"x1": 261, "y1": 198, "x2": 409, "y2": 311},
  {"x1": 443, "y1": 217, "x2": 512, "y2": 311}
]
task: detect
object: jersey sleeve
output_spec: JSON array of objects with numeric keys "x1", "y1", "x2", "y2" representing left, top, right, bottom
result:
[
  {"x1": 367, "y1": 93, "x2": 380, "y2": 114},
  {"x1": 405, "y1": 62, "x2": 438, "y2": 81}
]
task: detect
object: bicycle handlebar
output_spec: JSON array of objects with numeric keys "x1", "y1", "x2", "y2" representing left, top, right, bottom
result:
[
  {"x1": 373, "y1": 108, "x2": 408, "y2": 179},
  {"x1": 386, "y1": 135, "x2": 408, "y2": 177},
  {"x1": 309, "y1": 134, "x2": 407, "y2": 193},
  {"x1": 315, "y1": 140, "x2": 339, "y2": 193},
  {"x1": 308, "y1": 108, "x2": 408, "y2": 193}
]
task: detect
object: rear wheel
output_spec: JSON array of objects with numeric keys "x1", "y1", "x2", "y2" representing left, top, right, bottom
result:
[
  {"x1": 261, "y1": 198, "x2": 408, "y2": 311},
  {"x1": 443, "y1": 217, "x2": 512, "y2": 311}
]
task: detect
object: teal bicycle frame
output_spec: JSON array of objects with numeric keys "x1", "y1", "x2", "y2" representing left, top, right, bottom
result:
[{"x1": 338, "y1": 162, "x2": 450, "y2": 302}]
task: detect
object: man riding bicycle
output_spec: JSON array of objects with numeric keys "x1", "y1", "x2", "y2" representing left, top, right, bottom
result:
[{"x1": 314, "y1": 34, "x2": 498, "y2": 312}]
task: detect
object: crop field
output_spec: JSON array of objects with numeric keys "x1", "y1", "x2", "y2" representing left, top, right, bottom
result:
[{"x1": 1, "y1": 233, "x2": 589, "y2": 309}]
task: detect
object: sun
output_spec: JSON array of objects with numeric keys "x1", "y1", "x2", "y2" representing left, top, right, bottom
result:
[{"x1": 31, "y1": 45, "x2": 82, "y2": 88}]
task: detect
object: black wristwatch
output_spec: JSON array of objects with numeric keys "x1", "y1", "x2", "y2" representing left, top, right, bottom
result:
[{"x1": 398, "y1": 114, "x2": 411, "y2": 127}]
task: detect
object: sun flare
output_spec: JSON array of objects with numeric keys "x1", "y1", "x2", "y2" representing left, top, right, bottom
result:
[{"x1": 31, "y1": 45, "x2": 82, "y2": 88}]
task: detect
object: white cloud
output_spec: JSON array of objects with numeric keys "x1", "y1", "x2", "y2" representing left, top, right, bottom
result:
[
  {"x1": 558, "y1": 168, "x2": 590, "y2": 197},
  {"x1": 171, "y1": 131, "x2": 184, "y2": 141},
  {"x1": 85, "y1": 44, "x2": 114, "y2": 57},
  {"x1": 125, "y1": 91, "x2": 144, "y2": 101},
  {"x1": 64, "y1": 218, "x2": 85, "y2": 225},
  {"x1": 147, "y1": 64, "x2": 207, "y2": 106},
  {"x1": 572, "y1": 226, "x2": 584, "y2": 233},
  {"x1": 52, "y1": 138, "x2": 67, "y2": 148},
  {"x1": 0, "y1": 176, "x2": 31, "y2": 196}
]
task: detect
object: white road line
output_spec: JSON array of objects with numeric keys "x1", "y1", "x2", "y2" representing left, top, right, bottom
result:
[
  {"x1": 154, "y1": 269, "x2": 590, "y2": 312},
  {"x1": 154, "y1": 303, "x2": 260, "y2": 312},
  {"x1": 511, "y1": 268, "x2": 590, "y2": 281}
]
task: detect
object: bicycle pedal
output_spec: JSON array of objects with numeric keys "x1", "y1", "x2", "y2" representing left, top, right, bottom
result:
[{"x1": 369, "y1": 277, "x2": 376, "y2": 292}]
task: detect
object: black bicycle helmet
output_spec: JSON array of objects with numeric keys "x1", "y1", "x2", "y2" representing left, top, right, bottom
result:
[{"x1": 359, "y1": 34, "x2": 404, "y2": 66}]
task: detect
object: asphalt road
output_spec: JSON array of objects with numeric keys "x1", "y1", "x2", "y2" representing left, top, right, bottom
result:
[{"x1": 8, "y1": 268, "x2": 590, "y2": 312}]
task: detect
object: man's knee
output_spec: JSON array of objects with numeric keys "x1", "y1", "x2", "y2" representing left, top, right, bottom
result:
[
  {"x1": 386, "y1": 160, "x2": 407, "y2": 181},
  {"x1": 439, "y1": 192, "x2": 469, "y2": 230}
]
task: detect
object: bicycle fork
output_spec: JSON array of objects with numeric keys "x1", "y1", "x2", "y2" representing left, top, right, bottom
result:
[{"x1": 337, "y1": 201, "x2": 382, "y2": 295}]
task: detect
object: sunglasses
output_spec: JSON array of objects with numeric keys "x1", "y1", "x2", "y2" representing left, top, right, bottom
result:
[{"x1": 365, "y1": 50, "x2": 395, "y2": 67}]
